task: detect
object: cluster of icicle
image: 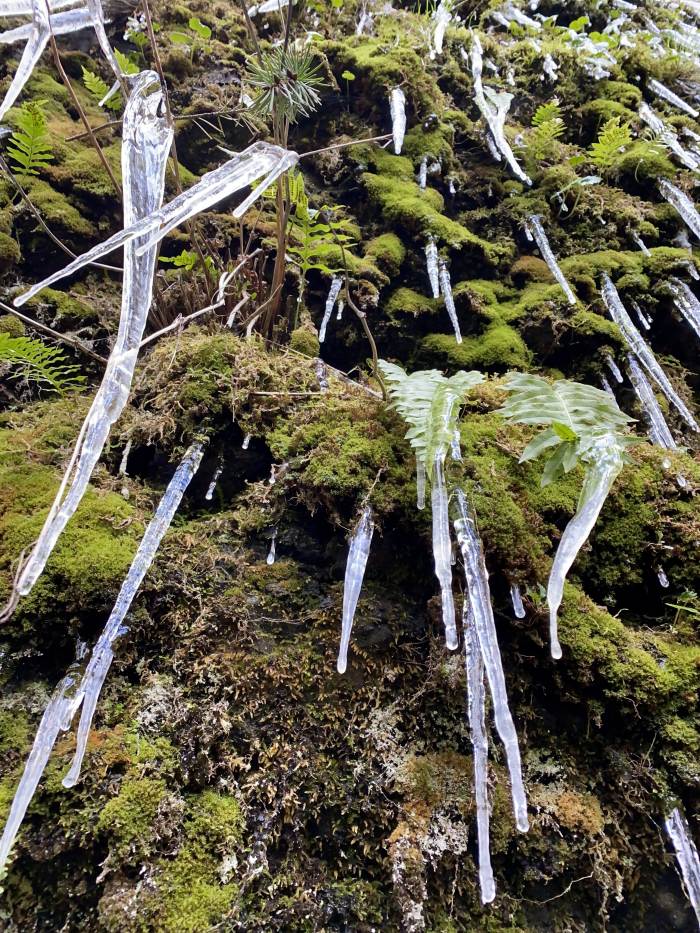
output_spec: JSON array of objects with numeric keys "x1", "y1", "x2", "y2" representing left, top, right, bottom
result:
[
  {"x1": 2, "y1": 73, "x2": 298, "y2": 618},
  {"x1": 423, "y1": 236, "x2": 462, "y2": 342},
  {"x1": 0, "y1": 0, "x2": 123, "y2": 121},
  {"x1": 0, "y1": 442, "x2": 204, "y2": 873},
  {"x1": 524, "y1": 215, "x2": 577, "y2": 305},
  {"x1": 467, "y1": 35, "x2": 531, "y2": 185},
  {"x1": 665, "y1": 808, "x2": 700, "y2": 925}
]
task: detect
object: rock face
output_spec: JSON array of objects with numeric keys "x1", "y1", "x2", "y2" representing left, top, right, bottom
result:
[{"x1": 0, "y1": 0, "x2": 699, "y2": 930}]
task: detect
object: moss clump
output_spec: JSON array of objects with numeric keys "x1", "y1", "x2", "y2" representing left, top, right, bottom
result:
[
  {"x1": 421, "y1": 324, "x2": 530, "y2": 371},
  {"x1": 21, "y1": 178, "x2": 95, "y2": 238},
  {"x1": 386, "y1": 287, "x2": 437, "y2": 320},
  {"x1": 289, "y1": 324, "x2": 320, "y2": 357},
  {"x1": 364, "y1": 232, "x2": 406, "y2": 276},
  {"x1": 98, "y1": 777, "x2": 168, "y2": 859},
  {"x1": 0, "y1": 313, "x2": 25, "y2": 336},
  {"x1": 24, "y1": 286, "x2": 97, "y2": 327},
  {"x1": 598, "y1": 80, "x2": 643, "y2": 109},
  {"x1": 510, "y1": 255, "x2": 552, "y2": 284},
  {"x1": 0, "y1": 231, "x2": 20, "y2": 272}
]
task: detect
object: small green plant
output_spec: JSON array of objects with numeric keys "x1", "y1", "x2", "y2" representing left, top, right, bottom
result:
[
  {"x1": 0, "y1": 331, "x2": 84, "y2": 394},
  {"x1": 170, "y1": 16, "x2": 212, "y2": 62},
  {"x1": 588, "y1": 117, "x2": 633, "y2": 174},
  {"x1": 160, "y1": 248, "x2": 215, "y2": 274},
  {"x1": 7, "y1": 99, "x2": 53, "y2": 179},
  {"x1": 82, "y1": 67, "x2": 122, "y2": 112},
  {"x1": 521, "y1": 99, "x2": 565, "y2": 171},
  {"x1": 245, "y1": 46, "x2": 325, "y2": 135}
]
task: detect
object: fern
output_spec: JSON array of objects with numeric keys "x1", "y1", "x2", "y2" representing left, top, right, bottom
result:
[
  {"x1": 82, "y1": 67, "x2": 121, "y2": 112},
  {"x1": 0, "y1": 332, "x2": 84, "y2": 394},
  {"x1": 379, "y1": 361, "x2": 484, "y2": 479},
  {"x1": 114, "y1": 49, "x2": 140, "y2": 76},
  {"x1": 499, "y1": 373, "x2": 636, "y2": 484},
  {"x1": 6, "y1": 100, "x2": 53, "y2": 179},
  {"x1": 521, "y1": 100, "x2": 565, "y2": 171},
  {"x1": 588, "y1": 117, "x2": 633, "y2": 174}
]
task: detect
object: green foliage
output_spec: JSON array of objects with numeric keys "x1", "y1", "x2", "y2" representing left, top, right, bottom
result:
[
  {"x1": 245, "y1": 46, "x2": 325, "y2": 125},
  {"x1": 521, "y1": 100, "x2": 565, "y2": 173},
  {"x1": 499, "y1": 373, "x2": 635, "y2": 485},
  {"x1": 81, "y1": 67, "x2": 121, "y2": 112},
  {"x1": 160, "y1": 248, "x2": 214, "y2": 274},
  {"x1": 0, "y1": 332, "x2": 84, "y2": 394},
  {"x1": 379, "y1": 361, "x2": 483, "y2": 480},
  {"x1": 7, "y1": 99, "x2": 52, "y2": 178},
  {"x1": 588, "y1": 117, "x2": 633, "y2": 175},
  {"x1": 114, "y1": 49, "x2": 140, "y2": 76}
]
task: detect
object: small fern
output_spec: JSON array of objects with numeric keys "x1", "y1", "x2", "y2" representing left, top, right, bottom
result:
[
  {"x1": 588, "y1": 117, "x2": 633, "y2": 175},
  {"x1": 82, "y1": 66, "x2": 121, "y2": 112},
  {"x1": 520, "y1": 99, "x2": 565, "y2": 172},
  {"x1": 379, "y1": 361, "x2": 483, "y2": 480},
  {"x1": 0, "y1": 332, "x2": 84, "y2": 394},
  {"x1": 6, "y1": 99, "x2": 53, "y2": 178}
]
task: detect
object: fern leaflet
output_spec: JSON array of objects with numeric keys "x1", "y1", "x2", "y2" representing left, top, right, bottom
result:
[
  {"x1": 6, "y1": 100, "x2": 53, "y2": 178},
  {"x1": 0, "y1": 332, "x2": 84, "y2": 394}
]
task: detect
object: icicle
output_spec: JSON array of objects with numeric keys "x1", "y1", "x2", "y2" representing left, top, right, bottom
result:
[
  {"x1": 639, "y1": 102, "x2": 699, "y2": 171},
  {"x1": 5, "y1": 73, "x2": 173, "y2": 611},
  {"x1": 0, "y1": 673, "x2": 82, "y2": 873},
  {"x1": 438, "y1": 259, "x2": 462, "y2": 343},
  {"x1": 525, "y1": 215, "x2": 576, "y2": 305},
  {"x1": 241, "y1": 433, "x2": 252, "y2": 450},
  {"x1": 463, "y1": 599, "x2": 496, "y2": 904},
  {"x1": 448, "y1": 177, "x2": 456, "y2": 195},
  {"x1": 355, "y1": 10, "x2": 373, "y2": 35},
  {"x1": 510, "y1": 583, "x2": 526, "y2": 619},
  {"x1": 605, "y1": 354, "x2": 624, "y2": 383},
  {"x1": 205, "y1": 459, "x2": 223, "y2": 501},
  {"x1": 547, "y1": 435, "x2": 624, "y2": 659},
  {"x1": 16, "y1": 143, "x2": 299, "y2": 309},
  {"x1": 470, "y1": 35, "x2": 532, "y2": 186},
  {"x1": 416, "y1": 455, "x2": 426, "y2": 510},
  {"x1": 266, "y1": 529, "x2": 277, "y2": 566},
  {"x1": 337, "y1": 505, "x2": 375, "y2": 674},
  {"x1": 659, "y1": 179, "x2": 700, "y2": 241},
  {"x1": 542, "y1": 53, "x2": 559, "y2": 82},
  {"x1": 430, "y1": 0, "x2": 451, "y2": 59},
  {"x1": 669, "y1": 277, "x2": 700, "y2": 342},
  {"x1": 86, "y1": 0, "x2": 123, "y2": 86},
  {"x1": 648, "y1": 77, "x2": 699, "y2": 117},
  {"x1": 657, "y1": 567, "x2": 670, "y2": 588},
  {"x1": 630, "y1": 299, "x2": 651, "y2": 331},
  {"x1": 450, "y1": 428, "x2": 462, "y2": 461},
  {"x1": 248, "y1": 0, "x2": 289, "y2": 15},
  {"x1": 336, "y1": 299, "x2": 344, "y2": 321},
  {"x1": 390, "y1": 87, "x2": 406, "y2": 155},
  {"x1": 684, "y1": 260, "x2": 700, "y2": 280},
  {"x1": 665, "y1": 808, "x2": 700, "y2": 923},
  {"x1": 600, "y1": 374, "x2": 615, "y2": 396},
  {"x1": 425, "y1": 237, "x2": 440, "y2": 298},
  {"x1": 0, "y1": 0, "x2": 50, "y2": 122},
  {"x1": 319, "y1": 276, "x2": 342, "y2": 343},
  {"x1": 315, "y1": 358, "x2": 329, "y2": 393},
  {"x1": 432, "y1": 454, "x2": 458, "y2": 651},
  {"x1": 601, "y1": 274, "x2": 699, "y2": 431},
  {"x1": 118, "y1": 439, "x2": 131, "y2": 499},
  {"x1": 62, "y1": 442, "x2": 204, "y2": 788},
  {"x1": 453, "y1": 488, "x2": 529, "y2": 832},
  {"x1": 626, "y1": 356, "x2": 676, "y2": 449},
  {"x1": 418, "y1": 156, "x2": 428, "y2": 189},
  {"x1": 630, "y1": 230, "x2": 650, "y2": 255}
]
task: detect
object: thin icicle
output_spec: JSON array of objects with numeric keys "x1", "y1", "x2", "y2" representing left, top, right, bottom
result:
[
  {"x1": 630, "y1": 229, "x2": 651, "y2": 255},
  {"x1": 639, "y1": 102, "x2": 699, "y2": 171},
  {"x1": 438, "y1": 259, "x2": 462, "y2": 343},
  {"x1": 337, "y1": 505, "x2": 374, "y2": 674},
  {"x1": 418, "y1": 155, "x2": 428, "y2": 189},
  {"x1": 453, "y1": 487, "x2": 529, "y2": 832},
  {"x1": 266, "y1": 529, "x2": 277, "y2": 566},
  {"x1": 605, "y1": 353, "x2": 624, "y2": 383},
  {"x1": 665, "y1": 808, "x2": 700, "y2": 924},
  {"x1": 15, "y1": 142, "x2": 299, "y2": 308},
  {"x1": 248, "y1": 0, "x2": 289, "y2": 15},
  {"x1": 450, "y1": 427, "x2": 462, "y2": 461},
  {"x1": 425, "y1": 237, "x2": 440, "y2": 298},
  {"x1": 319, "y1": 276, "x2": 343, "y2": 343},
  {"x1": 657, "y1": 567, "x2": 670, "y2": 588},
  {"x1": 463, "y1": 599, "x2": 496, "y2": 904},
  {"x1": 0, "y1": 0, "x2": 51, "y2": 122},
  {"x1": 470, "y1": 35, "x2": 532, "y2": 185},
  {"x1": 118, "y1": 438, "x2": 132, "y2": 499},
  {"x1": 600, "y1": 374, "x2": 615, "y2": 396},
  {"x1": 62, "y1": 442, "x2": 204, "y2": 788},
  {"x1": 648, "y1": 77, "x2": 699, "y2": 117},
  {"x1": 660, "y1": 179, "x2": 700, "y2": 241},
  {"x1": 626, "y1": 356, "x2": 676, "y2": 448},
  {"x1": 630, "y1": 299, "x2": 651, "y2": 331},
  {"x1": 510, "y1": 583, "x2": 526, "y2": 619},
  {"x1": 601, "y1": 274, "x2": 699, "y2": 431},
  {"x1": 336, "y1": 299, "x2": 344, "y2": 321},
  {"x1": 542, "y1": 53, "x2": 558, "y2": 82},
  {"x1": 432, "y1": 454, "x2": 458, "y2": 651},
  {"x1": 525, "y1": 215, "x2": 576, "y2": 305},
  {"x1": 430, "y1": 0, "x2": 451, "y2": 59},
  {"x1": 669, "y1": 277, "x2": 700, "y2": 342},
  {"x1": 205, "y1": 459, "x2": 223, "y2": 501},
  {"x1": 6, "y1": 73, "x2": 173, "y2": 610},
  {"x1": 242, "y1": 433, "x2": 252, "y2": 450},
  {"x1": 390, "y1": 87, "x2": 406, "y2": 155},
  {"x1": 547, "y1": 434, "x2": 624, "y2": 660},
  {"x1": 0, "y1": 672, "x2": 82, "y2": 873},
  {"x1": 416, "y1": 455, "x2": 426, "y2": 510},
  {"x1": 315, "y1": 358, "x2": 329, "y2": 393}
]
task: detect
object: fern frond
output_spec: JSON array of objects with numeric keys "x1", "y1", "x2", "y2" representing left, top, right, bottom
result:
[
  {"x1": 532, "y1": 100, "x2": 563, "y2": 129},
  {"x1": 588, "y1": 117, "x2": 633, "y2": 174},
  {"x1": 7, "y1": 99, "x2": 53, "y2": 178},
  {"x1": 0, "y1": 332, "x2": 84, "y2": 394},
  {"x1": 82, "y1": 67, "x2": 121, "y2": 112},
  {"x1": 379, "y1": 361, "x2": 484, "y2": 479}
]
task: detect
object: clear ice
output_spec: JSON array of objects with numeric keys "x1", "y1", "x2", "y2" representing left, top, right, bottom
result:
[
  {"x1": 425, "y1": 237, "x2": 440, "y2": 298},
  {"x1": 337, "y1": 505, "x2": 374, "y2": 674},
  {"x1": 665, "y1": 807, "x2": 700, "y2": 924},
  {"x1": 438, "y1": 259, "x2": 462, "y2": 343},
  {"x1": 669, "y1": 277, "x2": 700, "y2": 343},
  {"x1": 390, "y1": 87, "x2": 406, "y2": 154},
  {"x1": 432, "y1": 453, "x2": 458, "y2": 651},
  {"x1": 319, "y1": 276, "x2": 343, "y2": 343},
  {"x1": 660, "y1": 179, "x2": 700, "y2": 241},
  {"x1": 510, "y1": 583, "x2": 526, "y2": 619},
  {"x1": 525, "y1": 215, "x2": 576, "y2": 305},
  {"x1": 267, "y1": 529, "x2": 277, "y2": 566},
  {"x1": 648, "y1": 77, "x2": 699, "y2": 117},
  {"x1": 205, "y1": 459, "x2": 223, "y2": 501},
  {"x1": 626, "y1": 356, "x2": 676, "y2": 449}
]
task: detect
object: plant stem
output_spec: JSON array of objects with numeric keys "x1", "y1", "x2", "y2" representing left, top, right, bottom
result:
[{"x1": 0, "y1": 300, "x2": 107, "y2": 365}]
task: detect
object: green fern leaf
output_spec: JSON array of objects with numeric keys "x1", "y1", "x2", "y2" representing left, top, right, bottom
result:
[
  {"x1": 7, "y1": 99, "x2": 53, "y2": 178},
  {"x1": 588, "y1": 117, "x2": 633, "y2": 174},
  {"x1": 0, "y1": 332, "x2": 84, "y2": 394},
  {"x1": 81, "y1": 66, "x2": 122, "y2": 112},
  {"x1": 379, "y1": 361, "x2": 484, "y2": 480}
]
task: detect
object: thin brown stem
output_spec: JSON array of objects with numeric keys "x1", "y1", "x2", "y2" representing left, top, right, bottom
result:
[
  {"x1": 0, "y1": 300, "x2": 107, "y2": 365},
  {"x1": 301, "y1": 133, "x2": 392, "y2": 159},
  {"x1": 237, "y1": 0, "x2": 263, "y2": 62}
]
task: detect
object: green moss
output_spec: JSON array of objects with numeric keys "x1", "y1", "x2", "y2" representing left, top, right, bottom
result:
[
  {"x1": 22, "y1": 178, "x2": 95, "y2": 238},
  {"x1": 364, "y1": 232, "x2": 406, "y2": 275},
  {"x1": 402, "y1": 123, "x2": 453, "y2": 163},
  {"x1": 98, "y1": 777, "x2": 168, "y2": 859},
  {"x1": 46, "y1": 136, "x2": 122, "y2": 201},
  {"x1": 0, "y1": 231, "x2": 20, "y2": 272},
  {"x1": 615, "y1": 141, "x2": 676, "y2": 182},
  {"x1": 289, "y1": 324, "x2": 320, "y2": 358},
  {"x1": 0, "y1": 313, "x2": 25, "y2": 336},
  {"x1": 24, "y1": 287, "x2": 97, "y2": 327},
  {"x1": 386, "y1": 287, "x2": 437, "y2": 319},
  {"x1": 581, "y1": 99, "x2": 636, "y2": 131},
  {"x1": 421, "y1": 324, "x2": 530, "y2": 371},
  {"x1": 597, "y1": 80, "x2": 643, "y2": 109}
]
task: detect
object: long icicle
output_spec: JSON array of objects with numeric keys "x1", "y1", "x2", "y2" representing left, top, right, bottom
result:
[
  {"x1": 453, "y1": 487, "x2": 529, "y2": 832},
  {"x1": 463, "y1": 597, "x2": 496, "y2": 904},
  {"x1": 660, "y1": 179, "x2": 700, "y2": 241},
  {"x1": 648, "y1": 77, "x2": 699, "y2": 118},
  {"x1": 319, "y1": 275, "x2": 343, "y2": 343},
  {"x1": 0, "y1": 0, "x2": 51, "y2": 121},
  {"x1": 626, "y1": 356, "x2": 676, "y2": 448},
  {"x1": 525, "y1": 215, "x2": 576, "y2": 305},
  {"x1": 337, "y1": 505, "x2": 375, "y2": 674},
  {"x1": 390, "y1": 87, "x2": 406, "y2": 154},
  {"x1": 432, "y1": 453, "x2": 458, "y2": 651},
  {"x1": 425, "y1": 236, "x2": 440, "y2": 298},
  {"x1": 546, "y1": 435, "x2": 624, "y2": 659},
  {"x1": 63, "y1": 441, "x2": 204, "y2": 787},
  {"x1": 4, "y1": 73, "x2": 173, "y2": 612},
  {"x1": 668, "y1": 277, "x2": 700, "y2": 342},
  {"x1": 601, "y1": 273, "x2": 699, "y2": 431},
  {"x1": 438, "y1": 259, "x2": 463, "y2": 343},
  {"x1": 665, "y1": 808, "x2": 700, "y2": 924}
]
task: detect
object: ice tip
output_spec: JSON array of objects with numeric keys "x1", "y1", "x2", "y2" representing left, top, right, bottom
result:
[
  {"x1": 516, "y1": 814, "x2": 530, "y2": 833},
  {"x1": 336, "y1": 656, "x2": 347, "y2": 675}
]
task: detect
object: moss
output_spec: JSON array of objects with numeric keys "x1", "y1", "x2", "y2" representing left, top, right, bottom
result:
[
  {"x1": 24, "y1": 287, "x2": 97, "y2": 327},
  {"x1": 420, "y1": 324, "x2": 530, "y2": 371},
  {"x1": 581, "y1": 98, "x2": 637, "y2": 131},
  {"x1": 22, "y1": 178, "x2": 96, "y2": 238},
  {"x1": 597, "y1": 80, "x2": 643, "y2": 109},
  {"x1": 402, "y1": 123, "x2": 454, "y2": 163},
  {"x1": 385, "y1": 287, "x2": 437, "y2": 319},
  {"x1": 0, "y1": 231, "x2": 20, "y2": 272},
  {"x1": 98, "y1": 777, "x2": 168, "y2": 859},
  {"x1": 615, "y1": 142, "x2": 676, "y2": 182},
  {"x1": 510, "y1": 255, "x2": 552, "y2": 284},
  {"x1": 0, "y1": 313, "x2": 25, "y2": 336},
  {"x1": 364, "y1": 232, "x2": 406, "y2": 275},
  {"x1": 568, "y1": 309, "x2": 624, "y2": 344},
  {"x1": 289, "y1": 324, "x2": 320, "y2": 357}
]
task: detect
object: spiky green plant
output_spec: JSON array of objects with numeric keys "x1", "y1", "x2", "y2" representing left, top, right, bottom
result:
[
  {"x1": 522, "y1": 99, "x2": 565, "y2": 171},
  {"x1": 588, "y1": 117, "x2": 633, "y2": 174},
  {"x1": 245, "y1": 46, "x2": 325, "y2": 131},
  {"x1": 7, "y1": 99, "x2": 53, "y2": 179},
  {"x1": 0, "y1": 332, "x2": 84, "y2": 394}
]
